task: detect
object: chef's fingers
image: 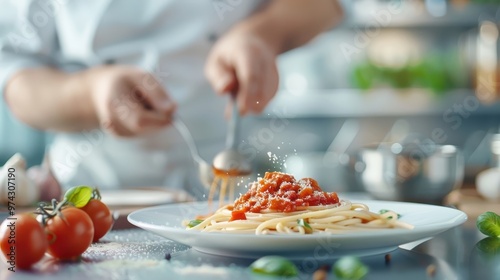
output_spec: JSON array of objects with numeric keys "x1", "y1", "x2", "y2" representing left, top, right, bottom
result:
[
  {"x1": 205, "y1": 55, "x2": 238, "y2": 96},
  {"x1": 251, "y1": 61, "x2": 279, "y2": 114},
  {"x1": 239, "y1": 54, "x2": 279, "y2": 114},
  {"x1": 124, "y1": 108, "x2": 172, "y2": 134},
  {"x1": 233, "y1": 53, "x2": 263, "y2": 116},
  {"x1": 129, "y1": 71, "x2": 177, "y2": 116},
  {"x1": 95, "y1": 94, "x2": 135, "y2": 137},
  {"x1": 104, "y1": 99, "x2": 171, "y2": 136},
  {"x1": 101, "y1": 115, "x2": 135, "y2": 137}
]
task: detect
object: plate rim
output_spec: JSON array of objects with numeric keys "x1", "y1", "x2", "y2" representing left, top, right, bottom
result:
[{"x1": 127, "y1": 200, "x2": 468, "y2": 240}]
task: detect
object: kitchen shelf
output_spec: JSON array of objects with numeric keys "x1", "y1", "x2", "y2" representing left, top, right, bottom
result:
[
  {"x1": 338, "y1": 3, "x2": 498, "y2": 29},
  {"x1": 263, "y1": 88, "x2": 500, "y2": 118}
]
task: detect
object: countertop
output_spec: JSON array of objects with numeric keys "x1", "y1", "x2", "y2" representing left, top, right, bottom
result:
[{"x1": 0, "y1": 192, "x2": 498, "y2": 280}]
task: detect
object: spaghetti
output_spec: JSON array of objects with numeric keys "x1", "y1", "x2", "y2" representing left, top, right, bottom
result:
[{"x1": 186, "y1": 172, "x2": 413, "y2": 234}]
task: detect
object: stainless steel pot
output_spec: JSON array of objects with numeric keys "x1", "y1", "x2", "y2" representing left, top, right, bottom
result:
[{"x1": 355, "y1": 143, "x2": 464, "y2": 204}]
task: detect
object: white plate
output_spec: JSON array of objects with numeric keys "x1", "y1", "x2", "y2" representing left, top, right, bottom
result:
[
  {"x1": 127, "y1": 200, "x2": 467, "y2": 258},
  {"x1": 100, "y1": 189, "x2": 175, "y2": 206}
]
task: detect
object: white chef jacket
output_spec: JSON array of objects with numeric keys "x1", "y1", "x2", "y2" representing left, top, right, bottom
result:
[{"x1": 0, "y1": 0, "x2": 265, "y2": 197}]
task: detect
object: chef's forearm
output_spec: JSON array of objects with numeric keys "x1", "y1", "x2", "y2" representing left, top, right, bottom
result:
[
  {"x1": 4, "y1": 68, "x2": 98, "y2": 132},
  {"x1": 240, "y1": 0, "x2": 343, "y2": 54}
]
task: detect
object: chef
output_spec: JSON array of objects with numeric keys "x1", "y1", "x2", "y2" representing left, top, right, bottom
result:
[{"x1": 0, "y1": 0, "x2": 343, "y2": 198}]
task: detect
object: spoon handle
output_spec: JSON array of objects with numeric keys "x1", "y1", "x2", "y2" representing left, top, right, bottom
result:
[
  {"x1": 172, "y1": 116, "x2": 203, "y2": 164},
  {"x1": 226, "y1": 94, "x2": 240, "y2": 150}
]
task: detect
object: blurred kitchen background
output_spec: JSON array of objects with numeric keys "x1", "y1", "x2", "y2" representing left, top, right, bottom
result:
[
  {"x1": 3, "y1": 0, "x2": 500, "y2": 194},
  {"x1": 250, "y1": 0, "x2": 500, "y2": 193}
]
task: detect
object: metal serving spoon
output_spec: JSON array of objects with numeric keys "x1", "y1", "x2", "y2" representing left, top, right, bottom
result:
[
  {"x1": 212, "y1": 95, "x2": 251, "y2": 177},
  {"x1": 172, "y1": 117, "x2": 213, "y2": 189}
]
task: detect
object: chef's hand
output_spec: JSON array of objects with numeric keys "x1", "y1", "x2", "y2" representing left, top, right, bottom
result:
[
  {"x1": 205, "y1": 0, "x2": 343, "y2": 116},
  {"x1": 86, "y1": 66, "x2": 176, "y2": 137},
  {"x1": 205, "y1": 27, "x2": 279, "y2": 116}
]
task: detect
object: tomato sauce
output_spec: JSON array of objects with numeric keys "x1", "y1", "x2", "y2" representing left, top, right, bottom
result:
[
  {"x1": 233, "y1": 172, "x2": 339, "y2": 213},
  {"x1": 229, "y1": 210, "x2": 247, "y2": 221}
]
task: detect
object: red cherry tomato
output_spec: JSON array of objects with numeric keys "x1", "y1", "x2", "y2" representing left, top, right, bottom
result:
[
  {"x1": 45, "y1": 207, "x2": 93, "y2": 260},
  {"x1": 0, "y1": 214, "x2": 48, "y2": 270},
  {"x1": 81, "y1": 199, "x2": 113, "y2": 242}
]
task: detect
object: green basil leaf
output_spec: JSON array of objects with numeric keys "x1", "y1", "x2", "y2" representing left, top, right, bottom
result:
[
  {"x1": 476, "y1": 237, "x2": 500, "y2": 255},
  {"x1": 476, "y1": 211, "x2": 500, "y2": 238},
  {"x1": 187, "y1": 219, "x2": 203, "y2": 228},
  {"x1": 379, "y1": 209, "x2": 401, "y2": 219},
  {"x1": 250, "y1": 256, "x2": 298, "y2": 277},
  {"x1": 297, "y1": 218, "x2": 313, "y2": 234},
  {"x1": 333, "y1": 256, "x2": 369, "y2": 280},
  {"x1": 64, "y1": 186, "x2": 94, "y2": 208}
]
